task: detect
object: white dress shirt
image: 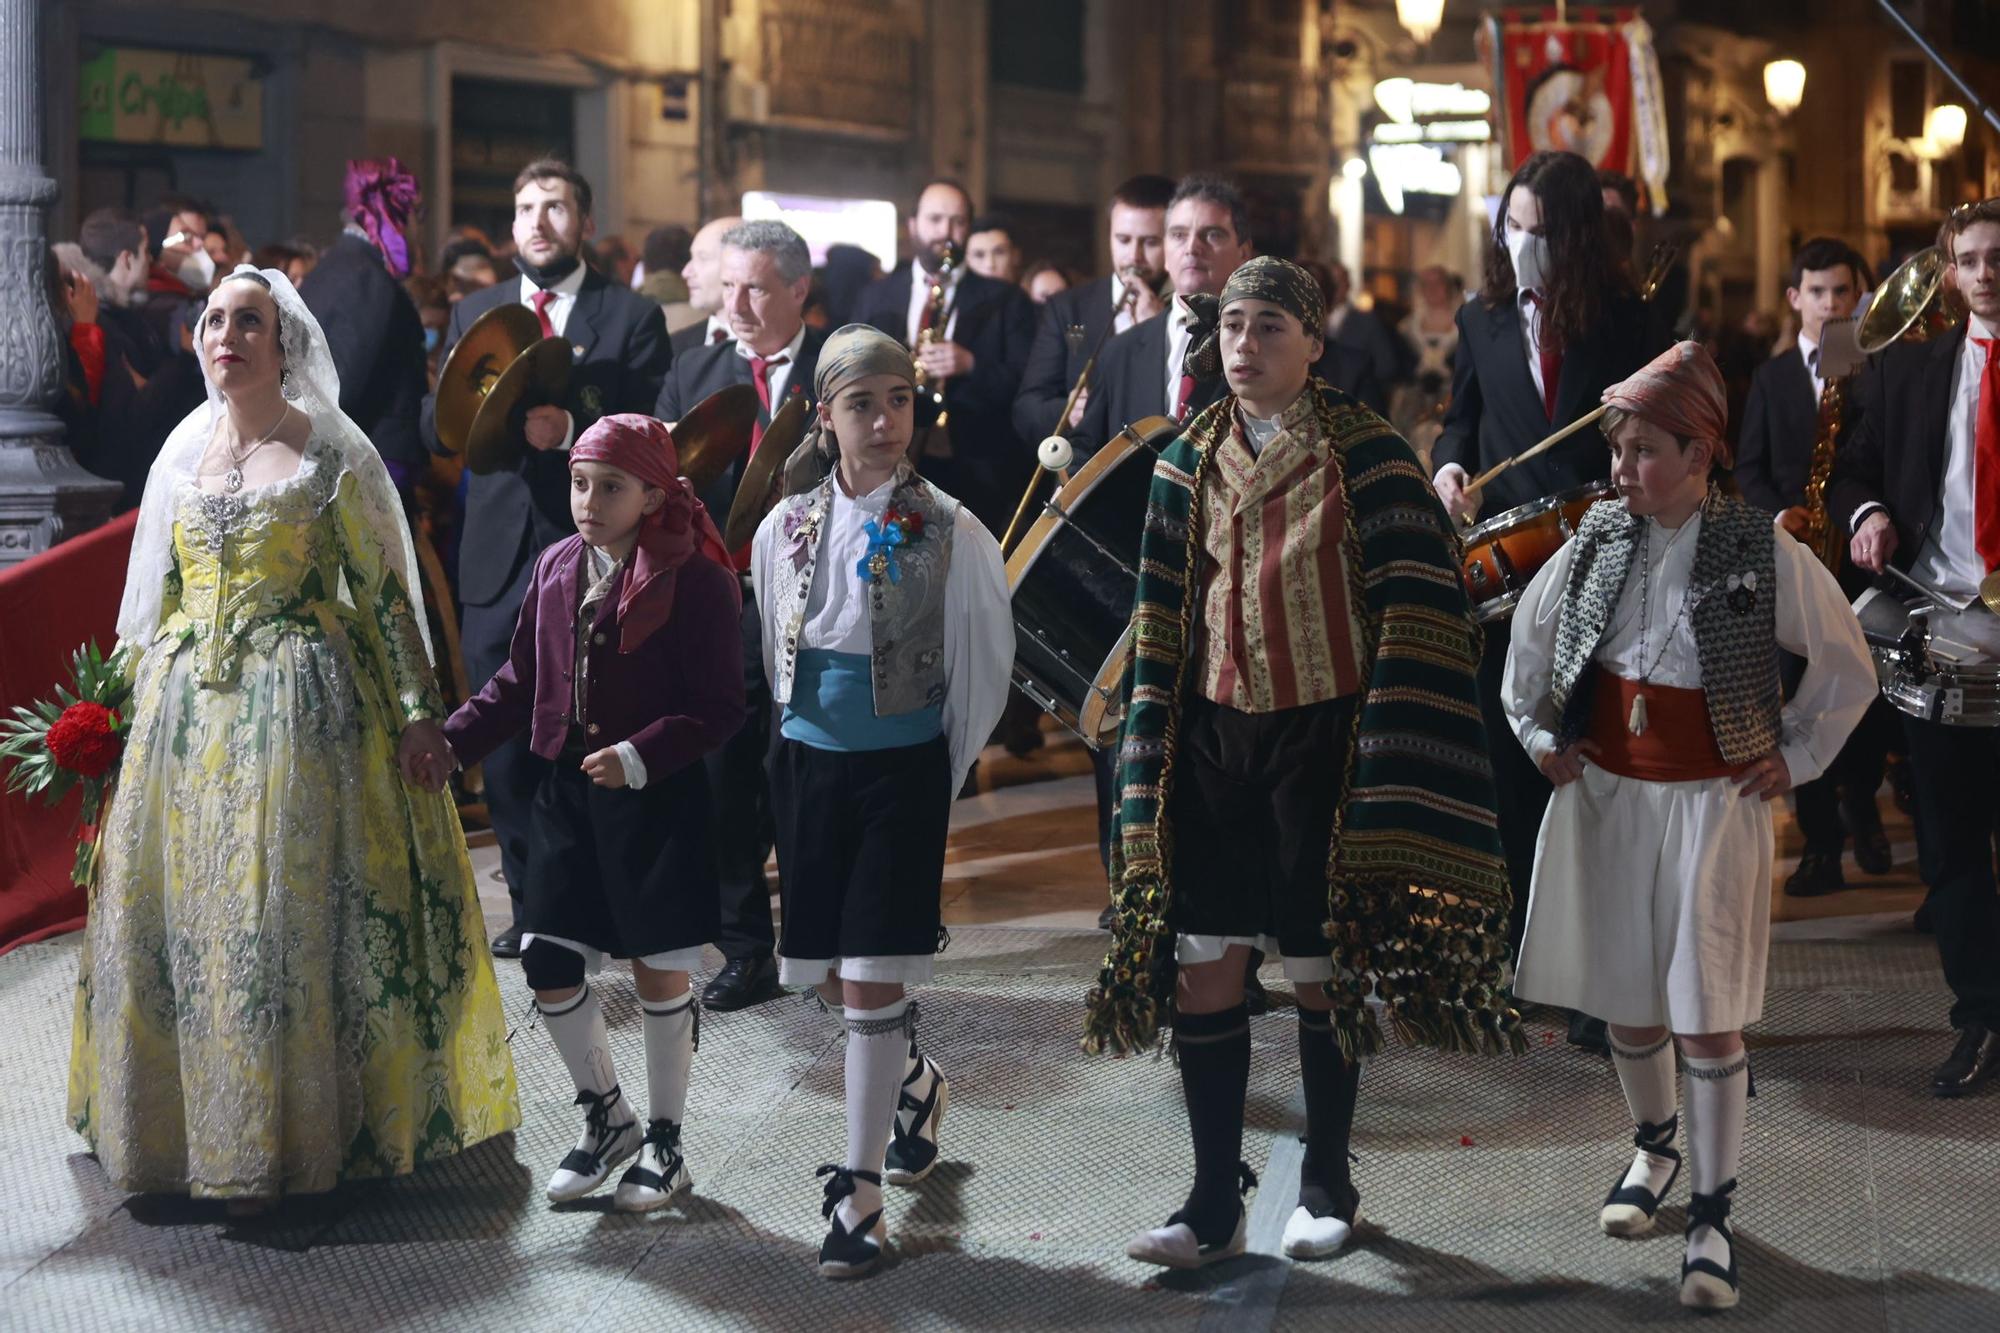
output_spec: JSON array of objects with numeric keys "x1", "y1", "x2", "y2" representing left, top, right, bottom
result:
[
  {"x1": 1796, "y1": 330, "x2": 1826, "y2": 404},
  {"x1": 1518, "y1": 287, "x2": 1551, "y2": 407},
  {"x1": 1165, "y1": 296, "x2": 1199, "y2": 417},
  {"x1": 750, "y1": 471, "x2": 1016, "y2": 794},
  {"x1": 1915, "y1": 314, "x2": 1996, "y2": 597},
  {"x1": 904, "y1": 258, "x2": 962, "y2": 346},
  {"x1": 518, "y1": 264, "x2": 590, "y2": 450},
  {"x1": 701, "y1": 313, "x2": 733, "y2": 347},
  {"x1": 733, "y1": 322, "x2": 808, "y2": 406}
]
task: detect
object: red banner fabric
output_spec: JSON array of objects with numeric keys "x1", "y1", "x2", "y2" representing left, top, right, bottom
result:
[
  {"x1": 0, "y1": 513, "x2": 135, "y2": 955},
  {"x1": 1497, "y1": 9, "x2": 1636, "y2": 174}
]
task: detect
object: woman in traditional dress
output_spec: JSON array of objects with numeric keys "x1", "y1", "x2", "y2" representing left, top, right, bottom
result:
[{"x1": 69, "y1": 265, "x2": 518, "y2": 1212}]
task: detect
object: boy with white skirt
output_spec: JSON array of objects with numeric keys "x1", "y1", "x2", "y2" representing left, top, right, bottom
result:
[{"x1": 1503, "y1": 342, "x2": 1876, "y2": 1310}]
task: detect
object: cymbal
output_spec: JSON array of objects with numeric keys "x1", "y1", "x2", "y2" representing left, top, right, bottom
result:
[
  {"x1": 675, "y1": 383, "x2": 761, "y2": 493},
  {"x1": 435, "y1": 304, "x2": 543, "y2": 456},
  {"x1": 464, "y1": 336, "x2": 571, "y2": 474},
  {"x1": 723, "y1": 392, "x2": 813, "y2": 551}
]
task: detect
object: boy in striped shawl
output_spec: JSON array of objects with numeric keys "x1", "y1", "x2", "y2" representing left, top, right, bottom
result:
[{"x1": 1089, "y1": 257, "x2": 1518, "y2": 1270}]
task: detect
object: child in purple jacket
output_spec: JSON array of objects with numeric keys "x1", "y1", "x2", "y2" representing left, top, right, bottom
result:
[{"x1": 411, "y1": 413, "x2": 745, "y2": 1211}]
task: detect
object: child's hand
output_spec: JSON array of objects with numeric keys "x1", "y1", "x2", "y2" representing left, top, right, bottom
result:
[
  {"x1": 581, "y1": 746, "x2": 627, "y2": 789},
  {"x1": 1736, "y1": 751, "x2": 1792, "y2": 802},
  {"x1": 398, "y1": 720, "x2": 454, "y2": 792},
  {"x1": 1537, "y1": 740, "x2": 1599, "y2": 787}
]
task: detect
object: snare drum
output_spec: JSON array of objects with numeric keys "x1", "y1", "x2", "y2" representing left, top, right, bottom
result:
[
  {"x1": 1006, "y1": 416, "x2": 1179, "y2": 749},
  {"x1": 1459, "y1": 480, "x2": 1618, "y2": 622},
  {"x1": 1854, "y1": 589, "x2": 2000, "y2": 727}
]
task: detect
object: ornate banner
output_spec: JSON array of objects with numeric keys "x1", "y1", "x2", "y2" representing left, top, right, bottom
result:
[{"x1": 1483, "y1": 7, "x2": 1669, "y2": 212}]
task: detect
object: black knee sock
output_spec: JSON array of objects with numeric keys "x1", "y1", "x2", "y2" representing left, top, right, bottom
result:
[
  {"x1": 1174, "y1": 1004, "x2": 1252, "y2": 1243},
  {"x1": 1297, "y1": 1007, "x2": 1360, "y2": 1220}
]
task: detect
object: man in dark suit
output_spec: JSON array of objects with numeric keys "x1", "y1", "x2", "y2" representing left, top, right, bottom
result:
[
  {"x1": 300, "y1": 158, "x2": 430, "y2": 492},
  {"x1": 670, "y1": 215, "x2": 742, "y2": 359},
  {"x1": 421, "y1": 158, "x2": 675, "y2": 956},
  {"x1": 1073, "y1": 175, "x2": 1387, "y2": 464},
  {"x1": 656, "y1": 220, "x2": 827, "y2": 1011},
  {"x1": 1011, "y1": 174, "x2": 1174, "y2": 446},
  {"x1": 1323, "y1": 259, "x2": 1405, "y2": 391},
  {"x1": 1831, "y1": 201, "x2": 2000, "y2": 1098},
  {"x1": 1736, "y1": 237, "x2": 1896, "y2": 898},
  {"x1": 853, "y1": 179, "x2": 1038, "y2": 534},
  {"x1": 1429, "y1": 150, "x2": 1668, "y2": 985}
]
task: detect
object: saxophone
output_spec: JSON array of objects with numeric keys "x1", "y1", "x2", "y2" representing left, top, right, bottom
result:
[
  {"x1": 912, "y1": 240, "x2": 960, "y2": 429},
  {"x1": 1797, "y1": 373, "x2": 1848, "y2": 573}
]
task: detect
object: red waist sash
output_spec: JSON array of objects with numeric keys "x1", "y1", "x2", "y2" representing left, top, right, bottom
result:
[{"x1": 1586, "y1": 672, "x2": 1741, "y2": 783}]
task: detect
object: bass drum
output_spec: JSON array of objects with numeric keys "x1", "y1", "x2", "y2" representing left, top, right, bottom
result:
[
  {"x1": 1460, "y1": 480, "x2": 1618, "y2": 621},
  {"x1": 1006, "y1": 416, "x2": 1179, "y2": 749}
]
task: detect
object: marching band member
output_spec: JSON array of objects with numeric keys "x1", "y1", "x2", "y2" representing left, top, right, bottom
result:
[
  {"x1": 1431, "y1": 149, "x2": 1670, "y2": 975},
  {"x1": 752, "y1": 325, "x2": 1012, "y2": 1278},
  {"x1": 1831, "y1": 199, "x2": 2000, "y2": 1097},
  {"x1": 1089, "y1": 258, "x2": 1516, "y2": 1270},
  {"x1": 1505, "y1": 342, "x2": 1874, "y2": 1309},
  {"x1": 1735, "y1": 237, "x2": 1899, "y2": 898}
]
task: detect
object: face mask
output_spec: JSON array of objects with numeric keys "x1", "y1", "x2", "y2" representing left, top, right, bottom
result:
[
  {"x1": 177, "y1": 248, "x2": 216, "y2": 292},
  {"x1": 423, "y1": 326, "x2": 442, "y2": 354},
  {"x1": 1505, "y1": 225, "x2": 1550, "y2": 295}
]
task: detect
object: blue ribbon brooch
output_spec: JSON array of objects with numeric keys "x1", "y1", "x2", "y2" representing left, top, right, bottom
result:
[{"x1": 856, "y1": 505, "x2": 925, "y2": 585}]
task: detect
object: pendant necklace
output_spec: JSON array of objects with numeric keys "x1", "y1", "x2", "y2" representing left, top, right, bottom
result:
[
  {"x1": 1628, "y1": 509, "x2": 1703, "y2": 737},
  {"x1": 219, "y1": 403, "x2": 291, "y2": 494}
]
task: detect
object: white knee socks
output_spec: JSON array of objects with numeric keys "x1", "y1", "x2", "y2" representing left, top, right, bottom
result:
[
  {"x1": 640, "y1": 993, "x2": 696, "y2": 1126},
  {"x1": 1683, "y1": 1050, "x2": 1748, "y2": 1268},
  {"x1": 1610, "y1": 1031, "x2": 1679, "y2": 1195},
  {"x1": 539, "y1": 983, "x2": 618, "y2": 1098},
  {"x1": 841, "y1": 998, "x2": 909, "y2": 1230}
]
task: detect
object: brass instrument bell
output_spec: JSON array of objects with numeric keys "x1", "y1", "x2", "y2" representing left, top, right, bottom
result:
[{"x1": 1857, "y1": 246, "x2": 1957, "y2": 353}]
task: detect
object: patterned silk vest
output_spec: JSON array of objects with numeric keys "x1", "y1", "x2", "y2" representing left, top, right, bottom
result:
[
  {"x1": 768, "y1": 466, "x2": 957, "y2": 717},
  {"x1": 1548, "y1": 492, "x2": 1782, "y2": 765}
]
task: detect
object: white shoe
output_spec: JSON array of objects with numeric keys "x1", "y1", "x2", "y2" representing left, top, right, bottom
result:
[
  {"x1": 612, "y1": 1119, "x2": 693, "y2": 1212},
  {"x1": 1281, "y1": 1205, "x2": 1358, "y2": 1259},
  {"x1": 546, "y1": 1086, "x2": 642, "y2": 1203},
  {"x1": 1124, "y1": 1207, "x2": 1247, "y2": 1269}
]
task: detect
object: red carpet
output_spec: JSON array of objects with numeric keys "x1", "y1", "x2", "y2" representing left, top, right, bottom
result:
[{"x1": 0, "y1": 513, "x2": 135, "y2": 955}]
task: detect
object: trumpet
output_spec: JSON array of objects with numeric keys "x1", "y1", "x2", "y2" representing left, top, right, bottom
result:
[{"x1": 914, "y1": 240, "x2": 962, "y2": 427}]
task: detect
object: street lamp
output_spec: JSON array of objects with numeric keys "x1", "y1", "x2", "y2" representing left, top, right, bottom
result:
[
  {"x1": 1926, "y1": 103, "x2": 1968, "y2": 155},
  {"x1": 1763, "y1": 59, "x2": 1806, "y2": 116},
  {"x1": 1397, "y1": 0, "x2": 1446, "y2": 46}
]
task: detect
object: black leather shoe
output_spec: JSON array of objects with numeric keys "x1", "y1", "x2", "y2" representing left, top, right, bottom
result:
[
  {"x1": 1931, "y1": 1025, "x2": 2000, "y2": 1098},
  {"x1": 1846, "y1": 810, "x2": 1893, "y2": 875},
  {"x1": 490, "y1": 926, "x2": 524, "y2": 959},
  {"x1": 1567, "y1": 1012, "x2": 1610, "y2": 1055},
  {"x1": 703, "y1": 955, "x2": 782, "y2": 1012},
  {"x1": 1785, "y1": 849, "x2": 1846, "y2": 897}
]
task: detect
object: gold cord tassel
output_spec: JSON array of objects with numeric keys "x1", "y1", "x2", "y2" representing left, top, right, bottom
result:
[{"x1": 1628, "y1": 690, "x2": 1648, "y2": 737}]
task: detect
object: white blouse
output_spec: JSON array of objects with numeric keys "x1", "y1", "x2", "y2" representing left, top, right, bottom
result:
[
  {"x1": 752, "y1": 473, "x2": 1016, "y2": 792},
  {"x1": 1503, "y1": 511, "x2": 1878, "y2": 788}
]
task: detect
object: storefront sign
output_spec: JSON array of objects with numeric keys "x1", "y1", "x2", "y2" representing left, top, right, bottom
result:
[{"x1": 78, "y1": 47, "x2": 263, "y2": 150}]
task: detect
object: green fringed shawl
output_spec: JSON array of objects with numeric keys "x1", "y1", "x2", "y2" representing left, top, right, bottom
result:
[{"x1": 1083, "y1": 381, "x2": 1524, "y2": 1061}]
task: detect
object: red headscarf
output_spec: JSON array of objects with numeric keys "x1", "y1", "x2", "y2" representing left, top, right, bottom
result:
[
  {"x1": 570, "y1": 414, "x2": 738, "y2": 651},
  {"x1": 1600, "y1": 340, "x2": 1733, "y2": 465}
]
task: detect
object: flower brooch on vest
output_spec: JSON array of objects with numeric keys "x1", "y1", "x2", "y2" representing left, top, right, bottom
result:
[
  {"x1": 1725, "y1": 570, "x2": 1759, "y2": 615},
  {"x1": 782, "y1": 504, "x2": 824, "y2": 572},
  {"x1": 858, "y1": 505, "x2": 925, "y2": 585}
]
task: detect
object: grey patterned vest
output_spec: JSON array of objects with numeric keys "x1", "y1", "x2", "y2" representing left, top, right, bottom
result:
[
  {"x1": 768, "y1": 466, "x2": 957, "y2": 717},
  {"x1": 1549, "y1": 492, "x2": 1782, "y2": 764}
]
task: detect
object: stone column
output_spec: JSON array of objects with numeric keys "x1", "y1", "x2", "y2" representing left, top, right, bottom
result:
[{"x1": 0, "y1": 0, "x2": 118, "y2": 567}]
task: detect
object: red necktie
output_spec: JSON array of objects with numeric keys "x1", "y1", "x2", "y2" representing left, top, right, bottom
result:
[
  {"x1": 1174, "y1": 373, "x2": 1196, "y2": 423},
  {"x1": 748, "y1": 354, "x2": 789, "y2": 455},
  {"x1": 1974, "y1": 337, "x2": 2000, "y2": 570},
  {"x1": 1527, "y1": 291, "x2": 1561, "y2": 420},
  {"x1": 531, "y1": 288, "x2": 556, "y2": 338}
]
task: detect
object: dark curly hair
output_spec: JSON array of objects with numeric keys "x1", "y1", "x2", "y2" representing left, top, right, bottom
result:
[{"x1": 1479, "y1": 151, "x2": 1627, "y2": 350}]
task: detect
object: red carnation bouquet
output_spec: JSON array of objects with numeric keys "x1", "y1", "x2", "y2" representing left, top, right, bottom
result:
[{"x1": 1, "y1": 641, "x2": 133, "y2": 888}]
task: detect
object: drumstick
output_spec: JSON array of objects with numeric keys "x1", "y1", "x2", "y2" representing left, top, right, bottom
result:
[{"x1": 1462, "y1": 403, "x2": 1612, "y2": 498}]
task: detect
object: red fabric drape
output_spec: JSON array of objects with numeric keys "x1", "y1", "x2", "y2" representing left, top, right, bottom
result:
[{"x1": 0, "y1": 511, "x2": 135, "y2": 955}]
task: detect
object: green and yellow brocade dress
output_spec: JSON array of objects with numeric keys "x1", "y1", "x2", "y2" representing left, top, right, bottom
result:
[{"x1": 68, "y1": 438, "x2": 519, "y2": 1198}]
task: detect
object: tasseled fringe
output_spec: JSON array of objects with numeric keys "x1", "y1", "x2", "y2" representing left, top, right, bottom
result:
[{"x1": 1081, "y1": 986, "x2": 1164, "y2": 1057}]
